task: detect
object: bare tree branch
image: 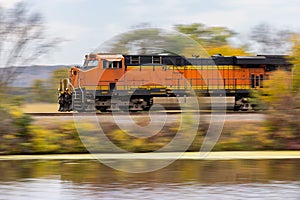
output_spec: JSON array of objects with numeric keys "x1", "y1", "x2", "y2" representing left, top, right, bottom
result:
[
  {"x1": 0, "y1": 2, "x2": 61, "y2": 91},
  {"x1": 249, "y1": 23, "x2": 293, "y2": 54}
]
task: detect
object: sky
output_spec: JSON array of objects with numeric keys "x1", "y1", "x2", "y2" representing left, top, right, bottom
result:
[{"x1": 0, "y1": 0, "x2": 299, "y2": 65}]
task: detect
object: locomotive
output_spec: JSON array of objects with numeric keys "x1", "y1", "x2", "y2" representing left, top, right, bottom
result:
[{"x1": 58, "y1": 53, "x2": 291, "y2": 112}]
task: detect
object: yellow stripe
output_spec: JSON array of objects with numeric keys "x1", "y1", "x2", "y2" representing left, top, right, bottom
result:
[
  {"x1": 127, "y1": 65, "x2": 241, "y2": 70},
  {"x1": 77, "y1": 84, "x2": 251, "y2": 91},
  {"x1": 173, "y1": 65, "x2": 241, "y2": 70},
  {"x1": 234, "y1": 85, "x2": 251, "y2": 89},
  {"x1": 82, "y1": 86, "x2": 109, "y2": 90}
]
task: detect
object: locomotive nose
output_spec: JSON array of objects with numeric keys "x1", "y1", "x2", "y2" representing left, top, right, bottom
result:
[{"x1": 69, "y1": 67, "x2": 79, "y2": 87}]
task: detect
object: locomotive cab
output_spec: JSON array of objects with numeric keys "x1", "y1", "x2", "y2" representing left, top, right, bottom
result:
[{"x1": 59, "y1": 53, "x2": 126, "y2": 112}]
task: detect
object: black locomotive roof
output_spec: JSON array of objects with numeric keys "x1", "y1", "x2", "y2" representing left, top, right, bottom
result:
[{"x1": 124, "y1": 54, "x2": 290, "y2": 67}]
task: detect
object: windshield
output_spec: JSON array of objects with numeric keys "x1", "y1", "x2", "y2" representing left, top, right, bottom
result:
[{"x1": 82, "y1": 59, "x2": 99, "y2": 70}]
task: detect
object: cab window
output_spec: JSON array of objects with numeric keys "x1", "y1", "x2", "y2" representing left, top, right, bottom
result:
[{"x1": 103, "y1": 60, "x2": 122, "y2": 69}]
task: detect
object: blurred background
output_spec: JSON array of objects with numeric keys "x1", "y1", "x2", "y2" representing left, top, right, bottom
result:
[{"x1": 0, "y1": 0, "x2": 299, "y2": 199}]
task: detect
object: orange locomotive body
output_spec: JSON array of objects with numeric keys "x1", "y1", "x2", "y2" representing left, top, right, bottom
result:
[{"x1": 58, "y1": 53, "x2": 291, "y2": 112}]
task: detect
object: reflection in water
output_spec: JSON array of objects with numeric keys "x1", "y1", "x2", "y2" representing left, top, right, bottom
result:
[{"x1": 0, "y1": 159, "x2": 299, "y2": 199}]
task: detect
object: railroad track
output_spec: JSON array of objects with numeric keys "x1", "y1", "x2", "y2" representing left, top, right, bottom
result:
[
  {"x1": 27, "y1": 110, "x2": 260, "y2": 117},
  {"x1": 27, "y1": 111, "x2": 266, "y2": 123}
]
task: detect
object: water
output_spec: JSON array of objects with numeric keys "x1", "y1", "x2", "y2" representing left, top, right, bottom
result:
[{"x1": 0, "y1": 159, "x2": 299, "y2": 199}]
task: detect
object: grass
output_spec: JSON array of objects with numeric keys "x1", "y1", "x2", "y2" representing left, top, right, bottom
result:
[{"x1": 22, "y1": 103, "x2": 59, "y2": 113}]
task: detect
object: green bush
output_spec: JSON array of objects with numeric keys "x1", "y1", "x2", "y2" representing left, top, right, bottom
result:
[{"x1": 0, "y1": 98, "x2": 87, "y2": 154}]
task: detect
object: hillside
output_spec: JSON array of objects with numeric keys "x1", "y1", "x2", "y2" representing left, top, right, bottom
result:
[{"x1": 6, "y1": 65, "x2": 72, "y2": 88}]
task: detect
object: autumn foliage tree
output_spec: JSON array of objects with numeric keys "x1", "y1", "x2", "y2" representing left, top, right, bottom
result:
[
  {"x1": 253, "y1": 34, "x2": 300, "y2": 145},
  {"x1": 289, "y1": 34, "x2": 300, "y2": 93},
  {"x1": 175, "y1": 23, "x2": 248, "y2": 56},
  {"x1": 103, "y1": 23, "x2": 248, "y2": 57},
  {"x1": 100, "y1": 27, "x2": 201, "y2": 55},
  {"x1": 175, "y1": 23, "x2": 235, "y2": 46}
]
